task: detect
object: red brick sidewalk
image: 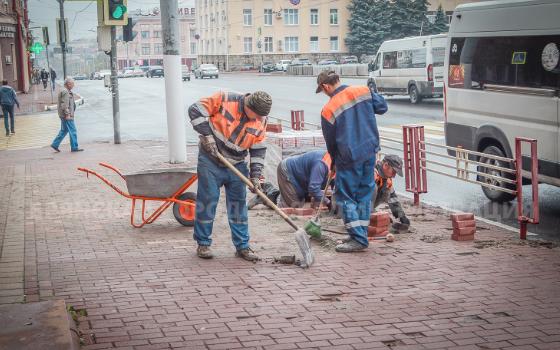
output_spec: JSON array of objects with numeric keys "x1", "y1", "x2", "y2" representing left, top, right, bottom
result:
[{"x1": 0, "y1": 141, "x2": 559, "y2": 350}]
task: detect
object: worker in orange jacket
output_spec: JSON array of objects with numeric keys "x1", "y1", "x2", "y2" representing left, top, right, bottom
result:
[{"x1": 188, "y1": 91, "x2": 272, "y2": 261}]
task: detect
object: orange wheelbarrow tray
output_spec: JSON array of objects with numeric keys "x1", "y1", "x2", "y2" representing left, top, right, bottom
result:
[{"x1": 77, "y1": 162, "x2": 198, "y2": 228}]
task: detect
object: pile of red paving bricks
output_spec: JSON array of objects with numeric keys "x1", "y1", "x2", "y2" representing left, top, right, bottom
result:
[
  {"x1": 451, "y1": 212, "x2": 476, "y2": 241},
  {"x1": 368, "y1": 211, "x2": 391, "y2": 240}
]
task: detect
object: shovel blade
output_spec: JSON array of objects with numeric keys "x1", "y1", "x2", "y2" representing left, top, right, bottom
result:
[{"x1": 294, "y1": 228, "x2": 314, "y2": 268}]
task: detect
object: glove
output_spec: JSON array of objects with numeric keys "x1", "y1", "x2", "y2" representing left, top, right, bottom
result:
[
  {"x1": 399, "y1": 215, "x2": 410, "y2": 225},
  {"x1": 369, "y1": 80, "x2": 378, "y2": 93},
  {"x1": 250, "y1": 177, "x2": 262, "y2": 193},
  {"x1": 199, "y1": 135, "x2": 219, "y2": 157}
]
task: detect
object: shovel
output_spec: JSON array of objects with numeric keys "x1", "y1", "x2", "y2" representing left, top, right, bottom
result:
[
  {"x1": 214, "y1": 152, "x2": 315, "y2": 268},
  {"x1": 303, "y1": 171, "x2": 334, "y2": 239}
]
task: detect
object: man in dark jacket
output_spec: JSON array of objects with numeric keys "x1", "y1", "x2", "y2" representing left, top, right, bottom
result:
[
  {"x1": 317, "y1": 70, "x2": 388, "y2": 253},
  {"x1": 248, "y1": 150, "x2": 332, "y2": 209},
  {"x1": 40, "y1": 69, "x2": 49, "y2": 90},
  {"x1": 0, "y1": 80, "x2": 20, "y2": 136}
]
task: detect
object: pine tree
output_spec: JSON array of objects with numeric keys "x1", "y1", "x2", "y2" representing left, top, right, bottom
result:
[
  {"x1": 345, "y1": 0, "x2": 376, "y2": 56},
  {"x1": 429, "y1": 5, "x2": 449, "y2": 34}
]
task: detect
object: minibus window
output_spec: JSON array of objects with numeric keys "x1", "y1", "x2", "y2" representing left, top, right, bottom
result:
[{"x1": 449, "y1": 36, "x2": 560, "y2": 91}]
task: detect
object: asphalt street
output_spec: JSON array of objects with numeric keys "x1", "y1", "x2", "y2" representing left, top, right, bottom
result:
[{"x1": 71, "y1": 73, "x2": 559, "y2": 240}]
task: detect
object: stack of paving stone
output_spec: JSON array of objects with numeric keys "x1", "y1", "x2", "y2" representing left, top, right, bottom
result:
[
  {"x1": 368, "y1": 212, "x2": 391, "y2": 240},
  {"x1": 451, "y1": 212, "x2": 476, "y2": 241}
]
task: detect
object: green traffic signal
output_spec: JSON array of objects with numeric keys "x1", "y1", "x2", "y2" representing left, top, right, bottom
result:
[{"x1": 112, "y1": 4, "x2": 126, "y2": 19}]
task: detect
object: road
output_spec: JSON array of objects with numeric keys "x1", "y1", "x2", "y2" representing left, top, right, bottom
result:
[{"x1": 72, "y1": 73, "x2": 559, "y2": 240}]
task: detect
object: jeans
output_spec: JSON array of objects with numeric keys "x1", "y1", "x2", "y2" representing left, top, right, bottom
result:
[
  {"x1": 335, "y1": 156, "x2": 376, "y2": 247},
  {"x1": 194, "y1": 149, "x2": 250, "y2": 250},
  {"x1": 2, "y1": 104, "x2": 14, "y2": 133},
  {"x1": 51, "y1": 118, "x2": 79, "y2": 150},
  {"x1": 51, "y1": 79, "x2": 56, "y2": 91}
]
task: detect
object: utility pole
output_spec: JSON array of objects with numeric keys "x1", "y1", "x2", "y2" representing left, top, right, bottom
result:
[
  {"x1": 110, "y1": 26, "x2": 121, "y2": 144},
  {"x1": 57, "y1": 0, "x2": 67, "y2": 79},
  {"x1": 160, "y1": 0, "x2": 186, "y2": 163}
]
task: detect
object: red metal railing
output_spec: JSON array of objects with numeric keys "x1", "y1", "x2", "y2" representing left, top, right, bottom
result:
[
  {"x1": 402, "y1": 125, "x2": 427, "y2": 206},
  {"x1": 291, "y1": 110, "x2": 305, "y2": 130},
  {"x1": 515, "y1": 137, "x2": 539, "y2": 240}
]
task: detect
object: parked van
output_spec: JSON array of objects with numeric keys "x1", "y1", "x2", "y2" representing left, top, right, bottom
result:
[
  {"x1": 444, "y1": 0, "x2": 560, "y2": 202},
  {"x1": 367, "y1": 34, "x2": 447, "y2": 103}
]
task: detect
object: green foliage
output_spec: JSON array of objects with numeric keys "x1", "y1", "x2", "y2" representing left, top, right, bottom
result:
[
  {"x1": 346, "y1": 0, "x2": 432, "y2": 56},
  {"x1": 428, "y1": 4, "x2": 449, "y2": 34}
]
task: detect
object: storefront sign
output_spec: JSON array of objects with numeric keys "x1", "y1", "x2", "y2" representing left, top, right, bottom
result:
[{"x1": 0, "y1": 25, "x2": 16, "y2": 38}]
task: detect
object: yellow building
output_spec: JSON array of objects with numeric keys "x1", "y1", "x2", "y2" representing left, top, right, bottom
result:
[{"x1": 196, "y1": 0, "x2": 351, "y2": 70}]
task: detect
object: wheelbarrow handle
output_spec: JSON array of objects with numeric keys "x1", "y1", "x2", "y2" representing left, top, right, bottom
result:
[{"x1": 214, "y1": 152, "x2": 299, "y2": 231}]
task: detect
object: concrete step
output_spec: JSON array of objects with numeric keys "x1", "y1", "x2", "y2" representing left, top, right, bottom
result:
[{"x1": 0, "y1": 300, "x2": 79, "y2": 350}]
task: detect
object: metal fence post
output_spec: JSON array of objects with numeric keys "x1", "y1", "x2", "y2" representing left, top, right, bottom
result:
[
  {"x1": 515, "y1": 137, "x2": 539, "y2": 240},
  {"x1": 402, "y1": 125, "x2": 427, "y2": 206}
]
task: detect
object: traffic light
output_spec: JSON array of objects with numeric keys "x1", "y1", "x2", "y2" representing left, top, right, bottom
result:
[
  {"x1": 122, "y1": 18, "x2": 137, "y2": 42},
  {"x1": 103, "y1": 0, "x2": 128, "y2": 26}
]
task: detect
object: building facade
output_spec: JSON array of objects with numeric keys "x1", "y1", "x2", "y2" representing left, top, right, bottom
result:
[
  {"x1": 0, "y1": 0, "x2": 30, "y2": 92},
  {"x1": 427, "y1": 0, "x2": 483, "y2": 24},
  {"x1": 116, "y1": 7, "x2": 198, "y2": 70},
  {"x1": 196, "y1": 0, "x2": 351, "y2": 71}
]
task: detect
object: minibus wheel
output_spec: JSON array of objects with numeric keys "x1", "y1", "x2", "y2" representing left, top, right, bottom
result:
[{"x1": 478, "y1": 145, "x2": 517, "y2": 202}]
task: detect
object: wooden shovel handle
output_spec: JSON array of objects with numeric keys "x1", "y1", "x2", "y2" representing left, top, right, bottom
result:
[{"x1": 215, "y1": 152, "x2": 299, "y2": 230}]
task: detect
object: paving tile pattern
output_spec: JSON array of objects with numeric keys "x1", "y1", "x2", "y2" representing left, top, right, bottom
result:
[{"x1": 0, "y1": 141, "x2": 559, "y2": 350}]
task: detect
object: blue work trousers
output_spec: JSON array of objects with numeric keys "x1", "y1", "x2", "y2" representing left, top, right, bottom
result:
[
  {"x1": 335, "y1": 156, "x2": 376, "y2": 247},
  {"x1": 51, "y1": 118, "x2": 79, "y2": 151},
  {"x1": 2, "y1": 104, "x2": 15, "y2": 133},
  {"x1": 194, "y1": 150, "x2": 250, "y2": 250}
]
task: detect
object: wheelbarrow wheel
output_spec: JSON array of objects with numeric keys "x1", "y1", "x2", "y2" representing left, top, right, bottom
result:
[{"x1": 173, "y1": 192, "x2": 197, "y2": 226}]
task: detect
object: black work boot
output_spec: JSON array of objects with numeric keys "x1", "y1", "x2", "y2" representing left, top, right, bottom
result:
[
  {"x1": 335, "y1": 239, "x2": 367, "y2": 253},
  {"x1": 236, "y1": 247, "x2": 259, "y2": 262},
  {"x1": 197, "y1": 245, "x2": 214, "y2": 259}
]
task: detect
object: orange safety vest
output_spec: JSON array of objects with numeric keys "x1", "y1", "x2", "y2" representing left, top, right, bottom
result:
[{"x1": 198, "y1": 91, "x2": 267, "y2": 151}]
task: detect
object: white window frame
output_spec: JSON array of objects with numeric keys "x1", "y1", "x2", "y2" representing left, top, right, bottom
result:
[
  {"x1": 330, "y1": 9, "x2": 338, "y2": 25},
  {"x1": 284, "y1": 36, "x2": 299, "y2": 52},
  {"x1": 310, "y1": 9, "x2": 319, "y2": 25},
  {"x1": 330, "y1": 36, "x2": 339, "y2": 52},
  {"x1": 283, "y1": 9, "x2": 299, "y2": 25},
  {"x1": 141, "y1": 44, "x2": 150, "y2": 55},
  {"x1": 243, "y1": 9, "x2": 252, "y2": 26},
  {"x1": 310, "y1": 36, "x2": 319, "y2": 52},
  {"x1": 264, "y1": 9, "x2": 273, "y2": 26},
  {"x1": 243, "y1": 37, "x2": 253, "y2": 53},
  {"x1": 264, "y1": 36, "x2": 273, "y2": 53}
]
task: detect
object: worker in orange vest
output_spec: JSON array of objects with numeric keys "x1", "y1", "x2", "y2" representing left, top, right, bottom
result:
[{"x1": 188, "y1": 91, "x2": 272, "y2": 261}]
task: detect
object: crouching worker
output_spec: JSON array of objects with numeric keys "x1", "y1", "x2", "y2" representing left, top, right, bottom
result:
[
  {"x1": 188, "y1": 91, "x2": 272, "y2": 261},
  {"x1": 248, "y1": 150, "x2": 332, "y2": 209},
  {"x1": 373, "y1": 154, "x2": 410, "y2": 228}
]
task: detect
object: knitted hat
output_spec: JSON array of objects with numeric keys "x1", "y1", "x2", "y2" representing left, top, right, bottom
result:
[{"x1": 246, "y1": 91, "x2": 272, "y2": 116}]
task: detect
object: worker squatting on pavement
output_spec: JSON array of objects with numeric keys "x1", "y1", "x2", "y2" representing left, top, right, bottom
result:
[
  {"x1": 373, "y1": 154, "x2": 410, "y2": 226},
  {"x1": 247, "y1": 151, "x2": 410, "y2": 230},
  {"x1": 248, "y1": 150, "x2": 332, "y2": 209},
  {"x1": 187, "y1": 91, "x2": 272, "y2": 261},
  {"x1": 317, "y1": 70, "x2": 388, "y2": 253}
]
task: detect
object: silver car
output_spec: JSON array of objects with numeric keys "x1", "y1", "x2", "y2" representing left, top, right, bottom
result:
[{"x1": 194, "y1": 64, "x2": 219, "y2": 79}]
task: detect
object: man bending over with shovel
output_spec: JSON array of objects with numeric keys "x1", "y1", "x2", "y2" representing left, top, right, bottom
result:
[
  {"x1": 188, "y1": 91, "x2": 272, "y2": 261},
  {"x1": 316, "y1": 71, "x2": 388, "y2": 253}
]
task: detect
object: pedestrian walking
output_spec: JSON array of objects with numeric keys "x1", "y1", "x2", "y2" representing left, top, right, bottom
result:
[
  {"x1": 187, "y1": 90, "x2": 271, "y2": 261},
  {"x1": 0, "y1": 80, "x2": 20, "y2": 136},
  {"x1": 316, "y1": 70, "x2": 388, "y2": 253},
  {"x1": 50, "y1": 68, "x2": 57, "y2": 91},
  {"x1": 40, "y1": 69, "x2": 49, "y2": 90},
  {"x1": 51, "y1": 78, "x2": 83, "y2": 152}
]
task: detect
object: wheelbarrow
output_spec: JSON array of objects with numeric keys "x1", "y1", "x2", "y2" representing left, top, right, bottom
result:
[{"x1": 77, "y1": 163, "x2": 198, "y2": 228}]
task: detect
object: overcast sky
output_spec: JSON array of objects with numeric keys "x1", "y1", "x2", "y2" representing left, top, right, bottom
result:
[{"x1": 28, "y1": 0, "x2": 194, "y2": 43}]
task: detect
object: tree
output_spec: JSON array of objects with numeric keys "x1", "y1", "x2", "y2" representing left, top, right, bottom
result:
[
  {"x1": 429, "y1": 5, "x2": 449, "y2": 34},
  {"x1": 346, "y1": 0, "x2": 432, "y2": 56},
  {"x1": 345, "y1": 0, "x2": 375, "y2": 56}
]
